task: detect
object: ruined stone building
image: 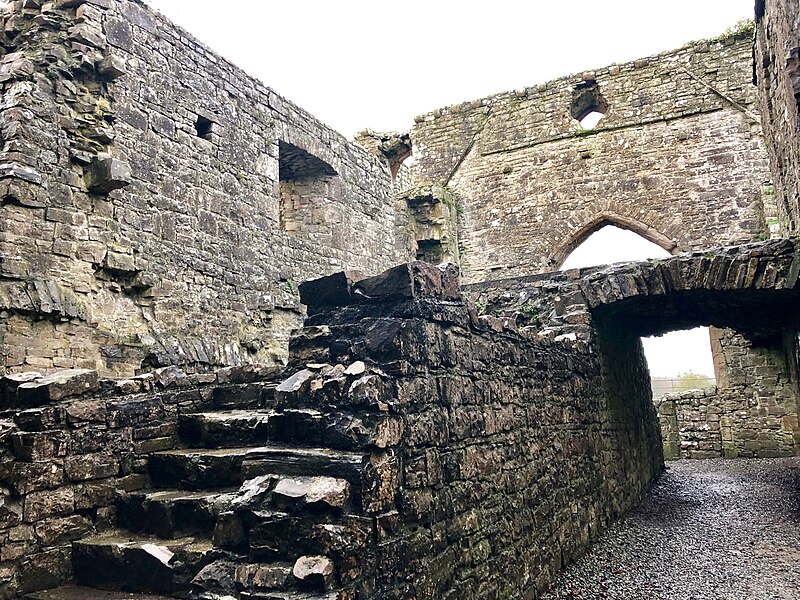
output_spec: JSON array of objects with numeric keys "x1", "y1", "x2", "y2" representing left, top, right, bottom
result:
[{"x1": 0, "y1": 0, "x2": 799, "y2": 598}]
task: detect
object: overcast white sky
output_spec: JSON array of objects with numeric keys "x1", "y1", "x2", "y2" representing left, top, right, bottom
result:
[
  {"x1": 145, "y1": 0, "x2": 752, "y2": 378},
  {"x1": 145, "y1": 0, "x2": 754, "y2": 137}
]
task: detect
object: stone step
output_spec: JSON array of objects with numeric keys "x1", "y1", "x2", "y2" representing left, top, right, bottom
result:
[
  {"x1": 191, "y1": 559, "x2": 340, "y2": 597},
  {"x1": 178, "y1": 409, "x2": 272, "y2": 448},
  {"x1": 148, "y1": 447, "x2": 251, "y2": 489},
  {"x1": 72, "y1": 530, "x2": 213, "y2": 595},
  {"x1": 267, "y1": 409, "x2": 396, "y2": 450},
  {"x1": 257, "y1": 594, "x2": 339, "y2": 600},
  {"x1": 118, "y1": 489, "x2": 237, "y2": 539},
  {"x1": 149, "y1": 446, "x2": 367, "y2": 493},
  {"x1": 210, "y1": 381, "x2": 277, "y2": 410},
  {"x1": 25, "y1": 585, "x2": 175, "y2": 599},
  {"x1": 241, "y1": 446, "x2": 367, "y2": 493},
  {"x1": 246, "y1": 513, "x2": 370, "y2": 568},
  {"x1": 213, "y1": 506, "x2": 371, "y2": 579}
]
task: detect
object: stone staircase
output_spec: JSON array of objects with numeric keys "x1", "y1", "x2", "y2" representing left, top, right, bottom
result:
[{"x1": 43, "y1": 380, "x2": 375, "y2": 599}]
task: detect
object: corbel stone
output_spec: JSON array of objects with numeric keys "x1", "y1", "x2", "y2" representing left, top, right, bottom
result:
[
  {"x1": 86, "y1": 154, "x2": 131, "y2": 193},
  {"x1": 97, "y1": 53, "x2": 126, "y2": 80}
]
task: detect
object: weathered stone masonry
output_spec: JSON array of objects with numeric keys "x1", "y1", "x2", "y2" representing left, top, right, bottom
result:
[
  {"x1": 2, "y1": 0, "x2": 800, "y2": 598},
  {"x1": 0, "y1": 262, "x2": 664, "y2": 598},
  {"x1": 410, "y1": 30, "x2": 773, "y2": 282},
  {"x1": 466, "y1": 239, "x2": 800, "y2": 461},
  {"x1": 3, "y1": 242, "x2": 799, "y2": 598},
  {"x1": 0, "y1": 0, "x2": 403, "y2": 378},
  {"x1": 755, "y1": 0, "x2": 800, "y2": 236}
]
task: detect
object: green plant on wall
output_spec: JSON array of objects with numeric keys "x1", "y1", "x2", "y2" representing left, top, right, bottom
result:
[
  {"x1": 705, "y1": 19, "x2": 755, "y2": 44},
  {"x1": 521, "y1": 304, "x2": 540, "y2": 326}
]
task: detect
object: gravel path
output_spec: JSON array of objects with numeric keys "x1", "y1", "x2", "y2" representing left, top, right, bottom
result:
[{"x1": 543, "y1": 458, "x2": 800, "y2": 600}]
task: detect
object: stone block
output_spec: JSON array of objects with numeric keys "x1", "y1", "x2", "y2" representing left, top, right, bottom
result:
[
  {"x1": 18, "y1": 546, "x2": 72, "y2": 594},
  {"x1": 8, "y1": 462, "x2": 65, "y2": 495},
  {"x1": 0, "y1": 372, "x2": 41, "y2": 407},
  {"x1": 23, "y1": 488, "x2": 75, "y2": 523},
  {"x1": 0, "y1": 162, "x2": 43, "y2": 185},
  {"x1": 292, "y1": 555, "x2": 334, "y2": 592},
  {"x1": 353, "y1": 261, "x2": 460, "y2": 302},
  {"x1": 34, "y1": 515, "x2": 92, "y2": 546},
  {"x1": 235, "y1": 562, "x2": 291, "y2": 591},
  {"x1": 86, "y1": 155, "x2": 132, "y2": 193},
  {"x1": 298, "y1": 270, "x2": 366, "y2": 313},
  {"x1": 12, "y1": 431, "x2": 68, "y2": 462},
  {"x1": 64, "y1": 453, "x2": 118, "y2": 482},
  {"x1": 15, "y1": 369, "x2": 99, "y2": 407},
  {"x1": 0, "y1": 53, "x2": 34, "y2": 83},
  {"x1": 73, "y1": 479, "x2": 117, "y2": 510},
  {"x1": 104, "y1": 250, "x2": 136, "y2": 273}
]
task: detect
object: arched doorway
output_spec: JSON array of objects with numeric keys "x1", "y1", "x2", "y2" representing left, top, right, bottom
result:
[{"x1": 559, "y1": 223, "x2": 716, "y2": 394}]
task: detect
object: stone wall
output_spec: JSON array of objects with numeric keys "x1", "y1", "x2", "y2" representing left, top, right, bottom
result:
[
  {"x1": 0, "y1": 0, "x2": 403, "y2": 378},
  {"x1": 656, "y1": 325, "x2": 800, "y2": 461},
  {"x1": 657, "y1": 387, "x2": 725, "y2": 459},
  {"x1": 657, "y1": 382, "x2": 798, "y2": 460},
  {"x1": 293, "y1": 262, "x2": 662, "y2": 598},
  {"x1": 754, "y1": 0, "x2": 800, "y2": 235},
  {"x1": 411, "y1": 31, "x2": 772, "y2": 283},
  {"x1": 0, "y1": 262, "x2": 664, "y2": 598},
  {"x1": 0, "y1": 363, "x2": 281, "y2": 597}
]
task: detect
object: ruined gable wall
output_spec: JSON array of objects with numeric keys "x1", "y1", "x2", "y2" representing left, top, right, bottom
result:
[
  {"x1": 0, "y1": 0, "x2": 402, "y2": 378},
  {"x1": 754, "y1": 0, "x2": 800, "y2": 235},
  {"x1": 411, "y1": 33, "x2": 771, "y2": 283}
]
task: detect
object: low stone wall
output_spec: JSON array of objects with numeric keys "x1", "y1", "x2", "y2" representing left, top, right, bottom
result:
[
  {"x1": 657, "y1": 384, "x2": 799, "y2": 461},
  {"x1": 0, "y1": 364, "x2": 280, "y2": 597},
  {"x1": 656, "y1": 388, "x2": 724, "y2": 459},
  {"x1": 295, "y1": 263, "x2": 663, "y2": 597}
]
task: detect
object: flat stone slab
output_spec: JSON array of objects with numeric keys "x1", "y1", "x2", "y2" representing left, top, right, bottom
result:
[
  {"x1": 25, "y1": 584, "x2": 177, "y2": 599},
  {"x1": 14, "y1": 369, "x2": 99, "y2": 407}
]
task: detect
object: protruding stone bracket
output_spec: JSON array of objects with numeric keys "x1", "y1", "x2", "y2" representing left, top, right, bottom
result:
[
  {"x1": 98, "y1": 53, "x2": 127, "y2": 80},
  {"x1": 354, "y1": 130, "x2": 412, "y2": 178},
  {"x1": 86, "y1": 154, "x2": 131, "y2": 193}
]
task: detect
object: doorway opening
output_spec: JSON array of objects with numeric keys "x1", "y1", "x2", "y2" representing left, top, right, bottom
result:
[{"x1": 559, "y1": 223, "x2": 716, "y2": 394}]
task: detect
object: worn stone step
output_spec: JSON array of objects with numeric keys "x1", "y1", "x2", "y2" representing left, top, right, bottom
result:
[
  {"x1": 149, "y1": 446, "x2": 367, "y2": 492},
  {"x1": 118, "y1": 489, "x2": 237, "y2": 538},
  {"x1": 214, "y1": 507, "x2": 371, "y2": 576},
  {"x1": 149, "y1": 447, "x2": 247, "y2": 489},
  {"x1": 190, "y1": 558, "x2": 344, "y2": 598},
  {"x1": 267, "y1": 409, "x2": 400, "y2": 450},
  {"x1": 72, "y1": 530, "x2": 213, "y2": 595},
  {"x1": 238, "y1": 592, "x2": 339, "y2": 600},
  {"x1": 241, "y1": 446, "x2": 367, "y2": 492},
  {"x1": 25, "y1": 584, "x2": 175, "y2": 599},
  {"x1": 178, "y1": 410, "x2": 272, "y2": 448},
  {"x1": 211, "y1": 381, "x2": 277, "y2": 410}
]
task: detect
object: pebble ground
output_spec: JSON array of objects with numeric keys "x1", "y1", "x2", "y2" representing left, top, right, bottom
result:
[{"x1": 543, "y1": 458, "x2": 800, "y2": 600}]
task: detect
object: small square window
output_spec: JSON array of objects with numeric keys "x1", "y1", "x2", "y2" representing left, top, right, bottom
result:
[{"x1": 195, "y1": 115, "x2": 215, "y2": 141}]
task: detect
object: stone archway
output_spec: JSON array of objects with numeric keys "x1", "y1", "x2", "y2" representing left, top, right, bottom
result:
[{"x1": 548, "y1": 211, "x2": 681, "y2": 270}]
